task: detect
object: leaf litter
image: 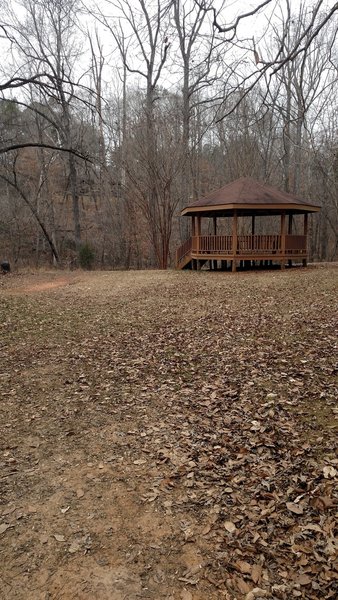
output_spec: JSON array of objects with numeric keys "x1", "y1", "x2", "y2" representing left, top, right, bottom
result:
[{"x1": 0, "y1": 267, "x2": 337, "y2": 599}]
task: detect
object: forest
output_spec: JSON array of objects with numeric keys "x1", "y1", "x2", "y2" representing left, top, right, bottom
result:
[{"x1": 1, "y1": 0, "x2": 338, "y2": 270}]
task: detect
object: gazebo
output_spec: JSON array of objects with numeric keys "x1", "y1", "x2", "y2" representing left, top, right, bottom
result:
[{"x1": 176, "y1": 177, "x2": 320, "y2": 271}]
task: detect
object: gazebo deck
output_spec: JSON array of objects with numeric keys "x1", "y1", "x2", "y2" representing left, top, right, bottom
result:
[{"x1": 176, "y1": 234, "x2": 307, "y2": 270}]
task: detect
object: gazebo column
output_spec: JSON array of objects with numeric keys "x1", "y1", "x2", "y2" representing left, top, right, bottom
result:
[
  {"x1": 196, "y1": 216, "x2": 201, "y2": 236},
  {"x1": 191, "y1": 217, "x2": 196, "y2": 270},
  {"x1": 196, "y1": 216, "x2": 201, "y2": 270},
  {"x1": 251, "y1": 215, "x2": 256, "y2": 267},
  {"x1": 303, "y1": 213, "x2": 308, "y2": 267},
  {"x1": 281, "y1": 212, "x2": 286, "y2": 269},
  {"x1": 232, "y1": 210, "x2": 238, "y2": 273},
  {"x1": 191, "y1": 216, "x2": 196, "y2": 237},
  {"x1": 212, "y1": 216, "x2": 217, "y2": 270},
  {"x1": 288, "y1": 214, "x2": 293, "y2": 267}
]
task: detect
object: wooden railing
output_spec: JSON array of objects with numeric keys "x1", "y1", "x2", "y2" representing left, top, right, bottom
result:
[
  {"x1": 285, "y1": 235, "x2": 307, "y2": 254},
  {"x1": 192, "y1": 235, "x2": 233, "y2": 253},
  {"x1": 176, "y1": 234, "x2": 307, "y2": 267},
  {"x1": 237, "y1": 235, "x2": 281, "y2": 253},
  {"x1": 191, "y1": 234, "x2": 281, "y2": 255},
  {"x1": 176, "y1": 237, "x2": 192, "y2": 267}
]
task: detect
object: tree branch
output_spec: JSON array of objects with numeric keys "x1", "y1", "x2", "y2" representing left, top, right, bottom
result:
[{"x1": 0, "y1": 142, "x2": 92, "y2": 162}]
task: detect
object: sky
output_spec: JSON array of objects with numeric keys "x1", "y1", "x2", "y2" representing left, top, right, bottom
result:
[{"x1": 1, "y1": 0, "x2": 335, "y2": 102}]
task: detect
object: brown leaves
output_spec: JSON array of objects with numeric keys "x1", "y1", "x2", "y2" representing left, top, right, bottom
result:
[
  {"x1": 286, "y1": 502, "x2": 304, "y2": 515},
  {"x1": 1, "y1": 269, "x2": 338, "y2": 599},
  {"x1": 251, "y1": 564, "x2": 262, "y2": 584},
  {"x1": 234, "y1": 560, "x2": 252, "y2": 575},
  {"x1": 0, "y1": 523, "x2": 13, "y2": 534},
  {"x1": 323, "y1": 466, "x2": 337, "y2": 479},
  {"x1": 180, "y1": 591, "x2": 193, "y2": 600},
  {"x1": 296, "y1": 574, "x2": 312, "y2": 586},
  {"x1": 223, "y1": 521, "x2": 237, "y2": 533},
  {"x1": 235, "y1": 576, "x2": 251, "y2": 594},
  {"x1": 53, "y1": 534, "x2": 65, "y2": 542}
]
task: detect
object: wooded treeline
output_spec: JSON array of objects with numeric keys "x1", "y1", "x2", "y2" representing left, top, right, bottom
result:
[{"x1": 1, "y1": 0, "x2": 337, "y2": 269}]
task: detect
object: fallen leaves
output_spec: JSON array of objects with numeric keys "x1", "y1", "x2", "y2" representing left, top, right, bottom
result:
[
  {"x1": 234, "y1": 560, "x2": 252, "y2": 575},
  {"x1": 286, "y1": 502, "x2": 304, "y2": 515},
  {"x1": 180, "y1": 591, "x2": 193, "y2": 600},
  {"x1": 296, "y1": 574, "x2": 312, "y2": 586},
  {"x1": 251, "y1": 564, "x2": 262, "y2": 584},
  {"x1": 133, "y1": 458, "x2": 147, "y2": 465},
  {"x1": 323, "y1": 465, "x2": 337, "y2": 479},
  {"x1": 0, "y1": 523, "x2": 13, "y2": 534},
  {"x1": 245, "y1": 588, "x2": 269, "y2": 599},
  {"x1": 224, "y1": 521, "x2": 237, "y2": 533},
  {"x1": 68, "y1": 541, "x2": 81, "y2": 554},
  {"x1": 0, "y1": 269, "x2": 337, "y2": 599}
]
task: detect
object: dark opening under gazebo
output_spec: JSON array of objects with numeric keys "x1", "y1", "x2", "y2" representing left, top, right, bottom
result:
[{"x1": 176, "y1": 177, "x2": 320, "y2": 271}]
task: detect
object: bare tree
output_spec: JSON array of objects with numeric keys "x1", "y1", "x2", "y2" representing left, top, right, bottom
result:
[
  {"x1": 2, "y1": 0, "x2": 88, "y2": 254},
  {"x1": 261, "y1": 1, "x2": 337, "y2": 194},
  {"x1": 1, "y1": 0, "x2": 337, "y2": 267},
  {"x1": 0, "y1": 150, "x2": 60, "y2": 263},
  {"x1": 173, "y1": 0, "x2": 211, "y2": 217},
  {"x1": 195, "y1": 0, "x2": 338, "y2": 120},
  {"x1": 95, "y1": 0, "x2": 173, "y2": 268}
]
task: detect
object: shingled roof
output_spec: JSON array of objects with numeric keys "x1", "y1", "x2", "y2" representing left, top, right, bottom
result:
[{"x1": 181, "y1": 177, "x2": 320, "y2": 217}]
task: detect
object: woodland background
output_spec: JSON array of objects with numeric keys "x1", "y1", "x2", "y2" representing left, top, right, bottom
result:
[{"x1": 0, "y1": 0, "x2": 337, "y2": 270}]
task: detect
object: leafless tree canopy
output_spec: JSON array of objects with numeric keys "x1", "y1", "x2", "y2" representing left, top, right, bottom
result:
[{"x1": 1, "y1": 0, "x2": 337, "y2": 268}]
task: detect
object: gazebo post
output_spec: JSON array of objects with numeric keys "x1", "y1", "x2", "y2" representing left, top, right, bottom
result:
[
  {"x1": 281, "y1": 212, "x2": 286, "y2": 269},
  {"x1": 196, "y1": 216, "x2": 201, "y2": 236},
  {"x1": 303, "y1": 213, "x2": 308, "y2": 267},
  {"x1": 213, "y1": 217, "x2": 217, "y2": 270},
  {"x1": 191, "y1": 217, "x2": 196, "y2": 270},
  {"x1": 251, "y1": 216, "x2": 256, "y2": 267},
  {"x1": 191, "y1": 216, "x2": 196, "y2": 237},
  {"x1": 288, "y1": 214, "x2": 293, "y2": 267},
  {"x1": 196, "y1": 216, "x2": 201, "y2": 270},
  {"x1": 232, "y1": 211, "x2": 238, "y2": 272}
]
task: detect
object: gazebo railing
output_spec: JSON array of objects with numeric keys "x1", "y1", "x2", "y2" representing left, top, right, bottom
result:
[
  {"x1": 175, "y1": 234, "x2": 308, "y2": 267},
  {"x1": 192, "y1": 235, "x2": 233, "y2": 254},
  {"x1": 285, "y1": 235, "x2": 307, "y2": 254},
  {"x1": 237, "y1": 234, "x2": 281, "y2": 253},
  {"x1": 192, "y1": 234, "x2": 284, "y2": 254}
]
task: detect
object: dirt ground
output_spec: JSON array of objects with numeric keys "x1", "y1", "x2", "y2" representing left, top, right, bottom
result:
[{"x1": 0, "y1": 267, "x2": 337, "y2": 600}]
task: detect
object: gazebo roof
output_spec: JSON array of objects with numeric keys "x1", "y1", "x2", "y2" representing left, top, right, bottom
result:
[{"x1": 181, "y1": 177, "x2": 321, "y2": 217}]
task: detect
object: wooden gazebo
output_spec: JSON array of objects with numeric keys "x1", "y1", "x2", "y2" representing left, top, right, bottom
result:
[{"x1": 176, "y1": 177, "x2": 320, "y2": 271}]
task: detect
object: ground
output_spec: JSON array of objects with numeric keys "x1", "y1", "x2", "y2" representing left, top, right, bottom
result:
[{"x1": 0, "y1": 266, "x2": 337, "y2": 600}]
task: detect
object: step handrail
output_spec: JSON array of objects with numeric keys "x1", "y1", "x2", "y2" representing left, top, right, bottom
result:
[{"x1": 176, "y1": 237, "x2": 192, "y2": 267}]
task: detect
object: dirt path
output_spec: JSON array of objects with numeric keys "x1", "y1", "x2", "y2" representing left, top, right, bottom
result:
[
  {"x1": 1, "y1": 272, "x2": 77, "y2": 295},
  {"x1": 0, "y1": 268, "x2": 337, "y2": 600},
  {"x1": 20, "y1": 279, "x2": 72, "y2": 293}
]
